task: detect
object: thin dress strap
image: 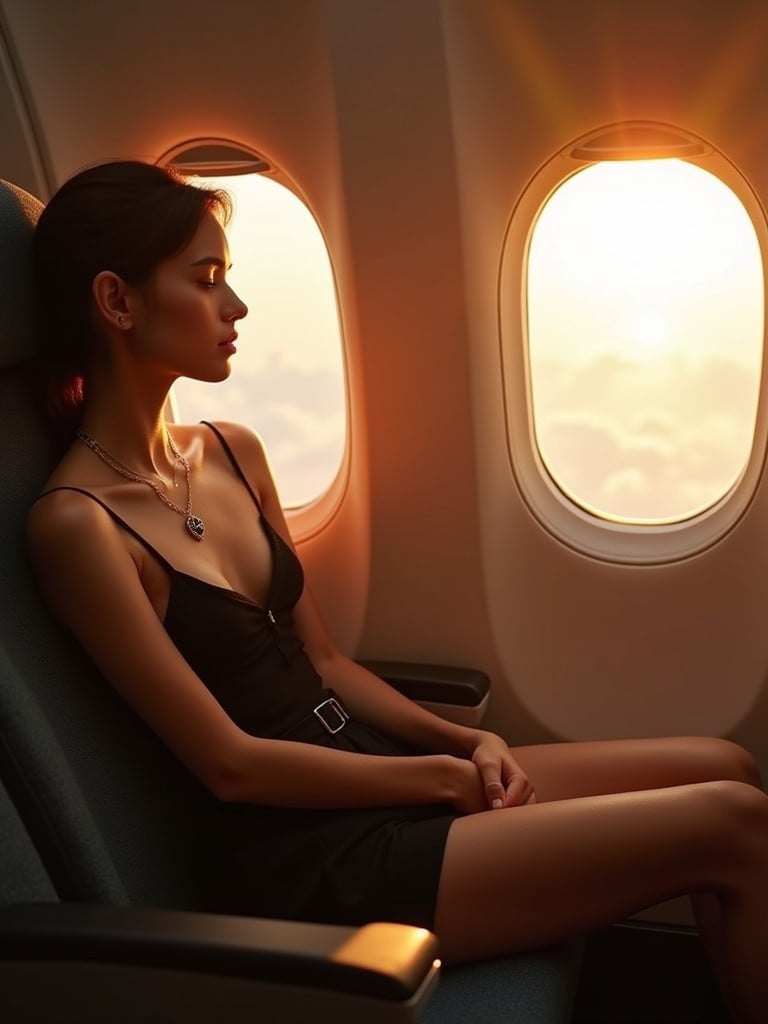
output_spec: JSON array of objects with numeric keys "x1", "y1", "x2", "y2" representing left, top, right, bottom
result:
[
  {"x1": 35, "y1": 486, "x2": 175, "y2": 573},
  {"x1": 201, "y1": 421, "x2": 264, "y2": 513}
]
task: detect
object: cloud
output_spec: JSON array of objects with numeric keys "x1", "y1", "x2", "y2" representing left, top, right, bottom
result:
[
  {"x1": 173, "y1": 347, "x2": 759, "y2": 521},
  {"x1": 173, "y1": 352, "x2": 345, "y2": 506},
  {"x1": 534, "y1": 354, "x2": 757, "y2": 520}
]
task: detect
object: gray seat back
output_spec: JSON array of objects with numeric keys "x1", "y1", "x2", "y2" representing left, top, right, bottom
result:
[
  {"x1": 0, "y1": 178, "x2": 224, "y2": 911},
  {"x1": 0, "y1": 772, "x2": 57, "y2": 906}
]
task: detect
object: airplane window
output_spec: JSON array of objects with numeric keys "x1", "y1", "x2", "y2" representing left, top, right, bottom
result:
[
  {"x1": 526, "y1": 158, "x2": 764, "y2": 524},
  {"x1": 171, "y1": 172, "x2": 346, "y2": 509}
]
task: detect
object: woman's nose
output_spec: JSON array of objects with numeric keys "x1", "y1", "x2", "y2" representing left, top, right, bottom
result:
[{"x1": 226, "y1": 290, "x2": 248, "y2": 322}]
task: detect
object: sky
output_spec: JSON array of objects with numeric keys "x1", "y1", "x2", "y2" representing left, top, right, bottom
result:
[
  {"x1": 527, "y1": 159, "x2": 764, "y2": 522},
  {"x1": 172, "y1": 173, "x2": 346, "y2": 508}
]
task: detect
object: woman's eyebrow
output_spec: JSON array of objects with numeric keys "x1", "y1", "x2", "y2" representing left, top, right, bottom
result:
[{"x1": 190, "y1": 256, "x2": 232, "y2": 269}]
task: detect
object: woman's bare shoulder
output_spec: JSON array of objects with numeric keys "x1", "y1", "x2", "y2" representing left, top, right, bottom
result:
[
  {"x1": 27, "y1": 471, "x2": 124, "y2": 567},
  {"x1": 195, "y1": 419, "x2": 271, "y2": 481},
  {"x1": 199, "y1": 419, "x2": 267, "y2": 455},
  {"x1": 28, "y1": 500, "x2": 99, "y2": 584}
]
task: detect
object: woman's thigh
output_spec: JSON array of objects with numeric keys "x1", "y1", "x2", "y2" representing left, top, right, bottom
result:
[
  {"x1": 433, "y1": 778, "x2": 764, "y2": 964},
  {"x1": 511, "y1": 735, "x2": 761, "y2": 803}
]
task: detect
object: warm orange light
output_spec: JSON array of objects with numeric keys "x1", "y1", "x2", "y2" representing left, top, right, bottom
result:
[
  {"x1": 528, "y1": 159, "x2": 764, "y2": 523},
  {"x1": 172, "y1": 173, "x2": 346, "y2": 508}
]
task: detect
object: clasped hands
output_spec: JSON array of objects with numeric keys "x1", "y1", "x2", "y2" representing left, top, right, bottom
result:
[{"x1": 453, "y1": 731, "x2": 536, "y2": 815}]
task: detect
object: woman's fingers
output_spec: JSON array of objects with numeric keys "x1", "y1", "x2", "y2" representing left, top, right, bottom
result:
[
  {"x1": 475, "y1": 761, "x2": 506, "y2": 809},
  {"x1": 472, "y1": 733, "x2": 536, "y2": 809}
]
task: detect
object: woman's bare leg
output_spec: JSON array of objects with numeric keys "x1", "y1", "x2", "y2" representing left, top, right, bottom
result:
[
  {"x1": 510, "y1": 735, "x2": 762, "y2": 803},
  {"x1": 434, "y1": 779, "x2": 768, "y2": 1023},
  {"x1": 510, "y1": 734, "x2": 760, "y2": 991}
]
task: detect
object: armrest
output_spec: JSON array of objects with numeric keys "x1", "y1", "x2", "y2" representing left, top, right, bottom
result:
[
  {"x1": 359, "y1": 661, "x2": 490, "y2": 725},
  {"x1": 0, "y1": 902, "x2": 439, "y2": 1002}
]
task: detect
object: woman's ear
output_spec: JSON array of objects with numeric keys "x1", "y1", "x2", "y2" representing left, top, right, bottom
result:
[{"x1": 92, "y1": 270, "x2": 133, "y2": 331}]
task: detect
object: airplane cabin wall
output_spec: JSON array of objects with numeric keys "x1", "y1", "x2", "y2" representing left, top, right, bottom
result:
[
  {"x1": 441, "y1": 0, "x2": 768, "y2": 769},
  {"x1": 1, "y1": 0, "x2": 767, "y2": 773}
]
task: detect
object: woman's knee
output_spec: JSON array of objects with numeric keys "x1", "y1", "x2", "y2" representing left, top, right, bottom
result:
[
  {"x1": 688, "y1": 737, "x2": 762, "y2": 789},
  {"x1": 703, "y1": 780, "x2": 768, "y2": 870}
]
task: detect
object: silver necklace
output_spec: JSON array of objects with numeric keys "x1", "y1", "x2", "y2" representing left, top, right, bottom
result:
[{"x1": 75, "y1": 428, "x2": 206, "y2": 541}]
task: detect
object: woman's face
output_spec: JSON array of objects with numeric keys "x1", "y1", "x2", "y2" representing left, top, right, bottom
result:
[{"x1": 129, "y1": 210, "x2": 248, "y2": 383}]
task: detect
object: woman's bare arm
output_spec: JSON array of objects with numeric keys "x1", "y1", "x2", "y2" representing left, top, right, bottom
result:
[
  {"x1": 213, "y1": 421, "x2": 534, "y2": 808},
  {"x1": 26, "y1": 488, "x2": 484, "y2": 811},
  {"x1": 213, "y1": 422, "x2": 485, "y2": 752}
]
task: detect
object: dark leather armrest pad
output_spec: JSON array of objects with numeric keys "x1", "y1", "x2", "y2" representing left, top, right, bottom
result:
[
  {"x1": 358, "y1": 661, "x2": 490, "y2": 707},
  {"x1": 0, "y1": 903, "x2": 438, "y2": 1001}
]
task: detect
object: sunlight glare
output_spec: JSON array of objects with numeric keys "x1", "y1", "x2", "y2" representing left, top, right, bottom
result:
[
  {"x1": 631, "y1": 311, "x2": 668, "y2": 350},
  {"x1": 527, "y1": 158, "x2": 764, "y2": 523},
  {"x1": 172, "y1": 172, "x2": 346, "y2": 508}
]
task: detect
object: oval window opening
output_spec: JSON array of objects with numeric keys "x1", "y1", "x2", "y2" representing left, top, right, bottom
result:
[
  {"x1": 527, "y1": 158, "x2": 764, "y2": 524},
  {"x1": 170, "y1": 168, "x2": 347, "y2": 509}
]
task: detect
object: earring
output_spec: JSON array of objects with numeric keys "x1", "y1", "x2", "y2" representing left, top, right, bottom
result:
[{"x1": 116, "y1": 314, "x2": 126, "y2": 326}]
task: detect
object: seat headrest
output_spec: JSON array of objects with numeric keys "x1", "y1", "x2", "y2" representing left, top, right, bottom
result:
[{"x1": 0, "y1": 179, "x2": 44, "y2": 371}]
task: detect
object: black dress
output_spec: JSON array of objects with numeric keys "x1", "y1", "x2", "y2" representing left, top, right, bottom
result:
[{"x1": 45, "y1": 422, "x2": 456, "y2": 928}]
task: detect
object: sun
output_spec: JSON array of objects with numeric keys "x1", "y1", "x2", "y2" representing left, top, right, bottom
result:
[{"x1": 631, "y1": 311, "x2": 669, "y2": 350}]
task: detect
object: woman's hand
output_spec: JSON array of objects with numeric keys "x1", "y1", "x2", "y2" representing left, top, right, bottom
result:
[
  {"x1": 471, "y1": 731, "x2": 536, "y2": 810},
  {"x1": 447, "y1": 756, "x2": 493, "y2": 815}
]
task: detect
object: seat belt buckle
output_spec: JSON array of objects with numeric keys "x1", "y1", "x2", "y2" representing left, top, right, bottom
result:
[{"x1": 313, "y1": 696, "x2": 350, "y2": 734}]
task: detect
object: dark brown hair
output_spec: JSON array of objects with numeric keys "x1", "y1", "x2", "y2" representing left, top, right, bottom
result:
[{"x1": 32, "y1": 160, "x2": 230, "y2": 434}]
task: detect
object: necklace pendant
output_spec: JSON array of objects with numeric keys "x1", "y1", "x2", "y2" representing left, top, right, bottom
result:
[{"x1": 186, "y1": 514, "x2": 205, "y2": 541}]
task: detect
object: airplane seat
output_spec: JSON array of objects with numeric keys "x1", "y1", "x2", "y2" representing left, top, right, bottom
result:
[
  {"x1": 0, "y1": 774, "x2": 58, "y2": 907},
  {"x1": 0, "y1": 177, "x2": 583, "y2": 1021},
  {"x1": 0, "y1": 178, "x2": 239, "y2": 911}
]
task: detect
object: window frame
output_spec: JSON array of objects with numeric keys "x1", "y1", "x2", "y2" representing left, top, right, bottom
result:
[
  {"x1": 499, "y1": 122, "x2": 768, "y2": 564},
  {"x1": 158, "y1": 138, "x2": 351, "y2": 537}
]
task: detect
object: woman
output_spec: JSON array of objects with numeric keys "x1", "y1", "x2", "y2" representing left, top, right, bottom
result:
[{"x1": 27, "y1": 161, "x2": 768, "y2": 1021}]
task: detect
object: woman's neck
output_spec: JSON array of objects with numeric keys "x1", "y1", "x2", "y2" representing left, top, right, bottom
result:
[{"x1": 78, "y1": 377, "x2": 180, "y2": 480}]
